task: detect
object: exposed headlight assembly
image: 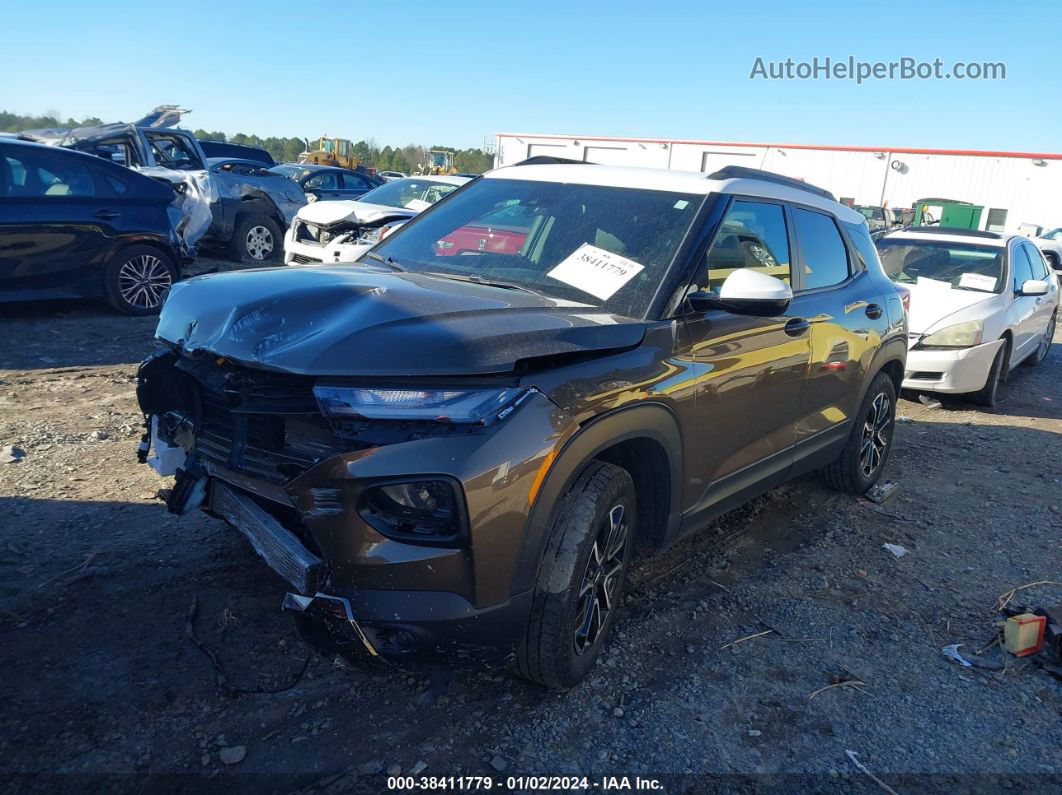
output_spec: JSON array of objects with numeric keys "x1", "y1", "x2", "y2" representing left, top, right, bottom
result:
[
  {"x1": 313, "y1": 385, "x2": 531, "y2": 424},
  {"x1": 919, "y1": 319, "x2": 984, "y2": 348}
]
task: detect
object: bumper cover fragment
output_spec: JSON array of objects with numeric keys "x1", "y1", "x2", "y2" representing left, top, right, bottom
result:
[{"x1": 211, "y1": 481, "x2": 325, "y2": 594}]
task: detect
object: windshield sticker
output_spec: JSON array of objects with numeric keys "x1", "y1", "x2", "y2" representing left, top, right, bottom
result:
[
  {"x1": 916, "y1": 276, "x2": 952, "y2": 290},
  {"x1": 958, "y1": 272, "x2": 997, "y2": 292},
  {"x1": 546, "y1": 243, "x2": 645, "y2": 301},
  {"x1": 404, "y1": 198, "x2": 431, "y2": 211},
  {"x1": 674, "y1": 199, "x2": 690, "y2": 210}
]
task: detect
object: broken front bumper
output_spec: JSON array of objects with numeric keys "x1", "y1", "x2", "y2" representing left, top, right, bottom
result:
[
  {"x1": 902, "y1": 338, "x2": 1005, "y2": 394},
  {"x1": 137, "y1": 350, "x2": 574, "y2": 667},
  {"x1": 283, "y1": 222, "x2": 371, "y2": 266}
]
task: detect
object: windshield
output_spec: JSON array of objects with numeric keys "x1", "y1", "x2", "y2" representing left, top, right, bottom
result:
[
  {"x1": 358, "y1": 178, "x2": 461, "y2": 210},
  {"x1": 877, "y1": 238, "x2": 1005, "y2": 293},
  {"x1": 857, "y1": 206, "x2": 885, "y2": 221},
  {"x1": 370, "y1": 177, "x2": 704, "y2": 317}
]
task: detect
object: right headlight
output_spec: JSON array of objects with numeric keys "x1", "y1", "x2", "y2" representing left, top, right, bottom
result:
[{"x1": 919, "y1": 319, "x2": 984, "y2": 348}]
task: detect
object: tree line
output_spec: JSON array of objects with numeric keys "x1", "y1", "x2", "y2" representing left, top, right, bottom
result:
[{"x1": 1, "y1": 111, "x2": 495, "y2": 174}]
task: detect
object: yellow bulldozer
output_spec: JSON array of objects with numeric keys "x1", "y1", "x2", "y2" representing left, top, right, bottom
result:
[
  {"x1": 415, "y1": 149, "x2": 457, "y2": 175},
  {"x1": 299, "y1": 136, "x2": 360, "y2": 169}
]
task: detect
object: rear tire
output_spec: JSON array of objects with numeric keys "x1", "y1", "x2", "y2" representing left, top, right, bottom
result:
[
  {"x1": 1024, "y1": 314, "x2": 1054, "y2": 368},
  {"x1": 513, "y1": 461, "x2": 636, "y2": 690},
  {"x1": 969, "y1": 339, "x2": 1009, "y2": 407},
  {"x1": 230, "y1": 214, "x2": 281, "y2": 263},
  {"x1": 103, "y1": 245, "x2": 177, "y2": 315},
  {"x1": 822, "y1": 372, "x2": 896, "y2": 495}
]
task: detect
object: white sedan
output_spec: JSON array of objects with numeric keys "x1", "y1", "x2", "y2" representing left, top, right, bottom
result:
[
  {"x1": 284, "y1": 176, "x2": 470, "y2": 266},
  {"x1": 877, "y1": 228, "x2": 1058, "y2": 407}
]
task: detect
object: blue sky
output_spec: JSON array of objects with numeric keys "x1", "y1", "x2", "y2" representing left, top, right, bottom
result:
[{"x1": 3, "y1": 0, "x2": 1059, "y2": 152}]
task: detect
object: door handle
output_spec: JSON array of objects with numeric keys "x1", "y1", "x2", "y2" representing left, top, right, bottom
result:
[
  {"x1": 784, "y1": 318, "x2": 810, "y2": 336},
  {"x1": 93, "y1": 210, "x2": 120, "y2": 220},
  {"x1": 865, "y1": 303, "x2": 883, "y2": 319}
]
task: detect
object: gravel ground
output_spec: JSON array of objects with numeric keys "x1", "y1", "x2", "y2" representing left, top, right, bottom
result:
[{"x1": 1, "y1": 258, "x2": 1059, "y2": 793}]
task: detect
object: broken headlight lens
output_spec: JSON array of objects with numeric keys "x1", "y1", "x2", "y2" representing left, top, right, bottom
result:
[
  {"x1": 313, "y1": 386, "x2": 530, "y2": 424},
  {"x1": 919, "y1": 319, "x2": 984, "y2": 348}
]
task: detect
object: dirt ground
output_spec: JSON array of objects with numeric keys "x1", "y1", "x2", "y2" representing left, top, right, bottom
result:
[{"x1": 1, "y1": 258, "x2": 1060, "y2": 793}]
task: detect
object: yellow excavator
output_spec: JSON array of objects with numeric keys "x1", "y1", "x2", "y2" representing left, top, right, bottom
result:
[
  {"x1": 299, "y1": 137, "x2": 360, "y2": 169},
  {"x1": 415, "y1": 149, "x2": 457, "y2": 175}
]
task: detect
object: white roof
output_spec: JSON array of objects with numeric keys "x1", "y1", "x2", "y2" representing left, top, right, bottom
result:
[
  {"x1": 882, "y1": 230, "x2": 1009, "y2": 248},
  {"x1": 483, "y1": 163, "x2": 864, "y2": 224}
]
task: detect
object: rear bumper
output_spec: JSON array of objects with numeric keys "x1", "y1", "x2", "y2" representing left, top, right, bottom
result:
[{"x1": 902, "y1": 338, "x2": 1004, "y2": 394}]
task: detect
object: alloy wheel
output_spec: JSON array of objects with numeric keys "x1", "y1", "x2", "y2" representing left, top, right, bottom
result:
[
  {"x1": 573, "y1": 504, "x2": 628, "y2": 656},
  {"x1": 1038, "y1": 316, "x2": 1055, "y2": 362},
  {"x1": 117, "y1": 254, "x2": 172, "y2": 310},
  {"x1": 859, "y1": 392, "x2": 891, "y2": 478},
  {"x1": 246, "y1": 225, "x2": 275, "y2": 260}
]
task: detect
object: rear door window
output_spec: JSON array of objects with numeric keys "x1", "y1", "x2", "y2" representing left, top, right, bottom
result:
[
  {"x1": 702, "y1": 200, "x2": 791, "y2": 292},
  {"x1": 792, "y1": 207, "x2": 850, "y2": 290},
  {"x1": 341, "y1": 172, "x2": 369, "y2": 190},
  {"x1": 305, "y1": 172, "x2": 340, "y2": 190}
]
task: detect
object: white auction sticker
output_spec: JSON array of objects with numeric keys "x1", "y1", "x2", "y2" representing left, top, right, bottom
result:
[
  {"x1": 404, "y1": 198, "x2": 431, "y2": 211},
  {"x1": 958, "y1": 272, "x2": 997, "y2": 292},
  {"x1": 546, "y1": 243, "x2": 645, "y2": 300}
]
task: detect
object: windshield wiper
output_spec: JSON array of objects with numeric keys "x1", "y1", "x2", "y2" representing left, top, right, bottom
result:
[
  {"x1": 364, "y1": 251, "x2": 405, "y2": 271},
  {"x1": 423, "y1": 271, "x2": 544, "y2": 296}
]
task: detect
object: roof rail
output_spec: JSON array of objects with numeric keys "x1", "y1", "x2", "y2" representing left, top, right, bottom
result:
[
  {"x1": 707, "y1": 165, "x2": 835, "y2": 201},
  {"x1": 898, "y1": 226, "x2": 1002, "y2": 239},
  {"x1": 511, "y1": 156, "x2": 592, "y2": 167}
]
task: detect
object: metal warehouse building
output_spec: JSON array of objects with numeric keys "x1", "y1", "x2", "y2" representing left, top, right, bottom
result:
[{"x1": 494, "y1": 133, "x2": 1061, "y2": 234}]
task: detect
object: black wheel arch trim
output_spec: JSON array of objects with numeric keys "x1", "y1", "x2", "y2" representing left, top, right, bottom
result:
[{"x1": 510, "y1": 401, "x2": 683, "y2": 597}]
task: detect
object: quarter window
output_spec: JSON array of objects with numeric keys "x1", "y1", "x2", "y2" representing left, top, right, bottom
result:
[
  {"x1": 793, "y1": 208, "x2": 849, "y2": 289},
  {"x1": 703, "y1": 200, "x2": 791, "y2": 292}
]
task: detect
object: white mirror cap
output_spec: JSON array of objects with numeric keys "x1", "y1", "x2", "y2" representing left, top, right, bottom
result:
[
  {"x1": 1021, "y1": 279, "x2": 1049, "y2": 296},
  {"x1": 718, "y1": 268, "x2": 794, "y2": 302}
]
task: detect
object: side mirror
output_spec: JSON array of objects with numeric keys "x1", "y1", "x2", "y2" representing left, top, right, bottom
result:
[
  {"x1": 687, "y1": 270, "x2": 793, "y2": 316},
  {"x1": 1019, "y1": 279, "x2": 1049, "y2": 296}
]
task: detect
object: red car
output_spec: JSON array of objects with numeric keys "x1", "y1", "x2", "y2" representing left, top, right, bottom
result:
[{"x1": 434, "y1": 203, "x2": 532, "y2": 256}]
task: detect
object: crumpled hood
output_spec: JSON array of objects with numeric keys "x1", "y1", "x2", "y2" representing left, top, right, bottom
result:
[
  {"x1": 297, "y1": 199, "x2": 413, "y2": 227},
  {"x1": 155, "y1": 266, "x2": 645, "y2": 376},
  {"x1": 905, "y1": 280, "x2": 998, "y2": 335}
]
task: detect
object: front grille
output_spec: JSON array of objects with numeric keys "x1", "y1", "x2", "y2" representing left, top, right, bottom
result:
[
  {"x1": 187, "y1": 365, "x2": 355, "y2": 484},
  {"x1": 291, "y1": 253, "x2": 323, "y2": 265}
]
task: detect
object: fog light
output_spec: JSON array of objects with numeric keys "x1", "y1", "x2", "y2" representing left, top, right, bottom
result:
[{"x1": 360, "y1": 479, "x2": 463, "y2": 543}]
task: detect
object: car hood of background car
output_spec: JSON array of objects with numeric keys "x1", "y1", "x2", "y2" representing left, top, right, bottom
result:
[
  {"x1": 155, "y1": 267, "x2": 646, "y2": 376},
  {"x1": 297, "y1": 199, "x2": 414, "y2": 227},
  {"x1": 904, "y1": 280, "x2": 1000, "y2": 335}
]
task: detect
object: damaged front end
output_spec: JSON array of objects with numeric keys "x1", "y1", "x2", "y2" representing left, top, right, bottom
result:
[
  {"x1": 135, "y1": 345, "x2": 569, "y2": 668},
  {"x1": 285, "y1": 202, "x2": 411, "y2": 265}
]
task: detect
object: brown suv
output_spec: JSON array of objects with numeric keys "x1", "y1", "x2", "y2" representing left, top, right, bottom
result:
[{"x1": 137, "y1": 162, "x2": 907, "y2": 688}]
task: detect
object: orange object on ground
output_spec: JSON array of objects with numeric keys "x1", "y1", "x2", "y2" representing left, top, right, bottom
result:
[{"x1": 1004, "y1": 613, "x2": 1047, "y2": 657}]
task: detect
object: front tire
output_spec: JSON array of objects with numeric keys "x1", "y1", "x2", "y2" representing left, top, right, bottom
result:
[
  {"x1": 103, "y1": 245, "x2": 177, "y2": 315},
  {"x1": 230, "y1": 215, "x2": 281, "y2": 263},
  {"x1": 1024, "y1": 314, "x2": 1054, "y2": 368},
  {"x1": 822, "y1": 372, "x2": 896, "y2": 495},
  {"x1": 514, "y1": 461, "x2": 636, "y2": 690},
  {"x1": 969, "y1": 339, "x2": 1009, "y2": 407}
]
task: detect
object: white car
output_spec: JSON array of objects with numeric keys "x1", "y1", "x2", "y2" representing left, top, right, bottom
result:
[
  {"x1": 877, "y1": 228, "x2": 1058, "y2": 406},
  {"x1": 284, "y1": 176, "x2": 470, "y2": 266},
  {"x1": 1033, "y1": 227, "x2": 1062, "y2": 272}
]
